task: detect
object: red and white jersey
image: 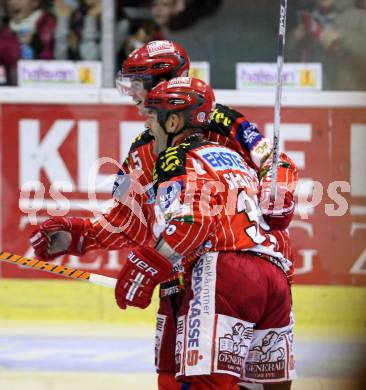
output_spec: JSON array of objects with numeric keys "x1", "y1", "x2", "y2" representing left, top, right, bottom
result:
[
  {"x1": 83, "y1": 131, "x2": 157, "y2": 251},
  {"x1": 205, "y1": 103, "x2": 298, "y2": 199},
  {"x1": 205, "y1": 103, "x2": 272, "y2": 171},
  {"x1": 204, "y1": 104, "x2": 298, "y2": 271},
  {"x1": 82, "y1": 103, "x2": 297, "y2": 271},
  {"x1": 153, "y1": 135, "x2": 289, "y2": 272}
]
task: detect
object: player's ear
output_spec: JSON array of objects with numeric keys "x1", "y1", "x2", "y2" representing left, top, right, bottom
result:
[{"x1": 166, "y1": 113, "x2": 182, "y2": 133}]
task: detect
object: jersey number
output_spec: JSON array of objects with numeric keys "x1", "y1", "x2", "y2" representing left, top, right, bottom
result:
[
  {"x1": 131, "y1": 151, "x2": 142, "y2": 169},
  {"x1": 237, "y1": 191, "x2": 266, "y2": 245}
]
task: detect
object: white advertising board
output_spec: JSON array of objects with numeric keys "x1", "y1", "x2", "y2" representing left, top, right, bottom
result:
[
  {"x1": 236, "y1": 63, "x2": 322, "y2": 91},
  {"x1": 17, "y1": 60, "x2": 102, "y2": 88}
]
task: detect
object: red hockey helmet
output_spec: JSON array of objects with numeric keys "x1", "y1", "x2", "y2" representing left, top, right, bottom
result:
[
  {"x1": 116, "y1": 40, "x2": 190, "y2": 96},
  {"x1": 144, "y1": 77, "x2": 216, "y2": 129}
]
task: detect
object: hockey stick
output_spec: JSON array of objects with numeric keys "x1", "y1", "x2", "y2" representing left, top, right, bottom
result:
[
  {"x1": 270, "y1": 0, "x2": 288, "y2": 201},
  {"x1": 0, "y1": 251, "x2": 117, "y2": 288}
]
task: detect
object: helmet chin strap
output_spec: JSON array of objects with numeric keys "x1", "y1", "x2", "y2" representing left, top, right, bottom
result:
[
  {"x1": 158, "y1": 110, "x2": 190, "y2": 148},
  {"x1": 162, "y1": 124, "x2": 187, "y2": 148},
  {"x1": 166, "y1": 124, "x2": 190, "y2": 148},
  {"x1": 167, "y1": 133, "x2": 175, "y2": 148},
  {"x1": 156, "y1": 117, "x2": 175, "y2": 149}
]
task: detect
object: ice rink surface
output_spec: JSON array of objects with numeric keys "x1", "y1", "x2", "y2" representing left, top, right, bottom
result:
[
  {"x1": 0, "y1": 324, "x2": 365, "y2": 390},
  {"x1": 0, "y1": 283, "x2": 365, "y2": 389}
]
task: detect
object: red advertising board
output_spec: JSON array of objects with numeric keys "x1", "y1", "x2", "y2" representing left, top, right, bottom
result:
[{"x1": 0, "y1": 103, "x2": 365, "y2": 285}]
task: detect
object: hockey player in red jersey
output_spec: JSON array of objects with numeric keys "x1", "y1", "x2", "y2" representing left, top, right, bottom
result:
[
  {"x1": 30, "y1": 41, "x2": 298, "y2": 389},
  {"x1": 116, "y1": 40, "x2": 298, "y2": 269},
  {"x1": 112, "y1": 77, "x2": 296, "y2": 389},
  {"x1": 30, "y1": 40, "x2": 297, "y2": 258}
]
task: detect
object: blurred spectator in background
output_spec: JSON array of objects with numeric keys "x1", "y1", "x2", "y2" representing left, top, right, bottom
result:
[
  {"x1": 287, "y1": 0, "x2": 365, "y2": 90},
  {"x1": 330, "y1": 0, "x2": 366, "y2": 90},
  {"x1": 0, "y1": 0, "x2": 362, "y2": 90},
  {"x1": 116, "y1": 0, "x2": 179, "y2": 66},
  {"x1": 0, "y1": 0, "x2": 56, "y2": 85},
  {"x1": 286, "y1": 0, "x2": 366, "y2": 90},
  {"x1": 115, "y1": 10, "x2": 153, "y2": 65},
  {"x1": 169, "y1": 0, "x2": 221, "y2": 31},
  {"x1": 168, "y1": 0, "x2": 282, "y2": 89},
  {"x1": 54, "y1": 0, "x2": 101, "y2": 60},
  {"x1": 150, "y1": 0, "x2": 177, "y2": 39},
  {"x1": 287, "y1": 0, "x2": 338, "y2": 65}
]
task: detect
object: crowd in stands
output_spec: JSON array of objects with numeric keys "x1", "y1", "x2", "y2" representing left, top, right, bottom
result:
[
  {"x1": 0, "y1": 0, "x2": 364, "y2": 89},
  {"x1": 287, "y1": 0, "x2": 366, "y2": 90}
]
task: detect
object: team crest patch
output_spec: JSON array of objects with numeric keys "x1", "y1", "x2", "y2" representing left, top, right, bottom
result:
[
  {"x1": 197, "y1": 111, "x2": 206, "y2": 122},
  {"x1": 235, "y1": 122, "x2": 262, "y2": 150},
  {"x1": 157, "y1": 180, "x2": 183, "y2": 211}
]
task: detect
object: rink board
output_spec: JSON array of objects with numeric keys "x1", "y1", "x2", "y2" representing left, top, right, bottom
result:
[
  {"x1": 0, "y1": 90, "x2": 365, "y2": 286},
  {"x1": 0, "y1": 280, "x2": 365, "y2": 333}
]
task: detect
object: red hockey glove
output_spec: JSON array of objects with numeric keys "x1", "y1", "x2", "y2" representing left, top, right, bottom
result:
[
  {"x1": 115, "y1": 247, "x2": 173, "y2": 310},
  {"x1": 260, "y1": 191, "x2": 295, "y2": 231},
  {"x1": 30, "y1": 217, "x2": 87, "y2": 260}
]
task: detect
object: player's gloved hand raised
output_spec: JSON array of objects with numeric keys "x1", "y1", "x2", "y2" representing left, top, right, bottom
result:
[
  {"x1": 115, "y1": 247, "x2": 172, "y2": 310},
  {"x1": 260, "y1": 190, "x2": 295, "y2": 231},
  {"x1": 30, "y1": 217, "x2": 87, "y2": 260}
]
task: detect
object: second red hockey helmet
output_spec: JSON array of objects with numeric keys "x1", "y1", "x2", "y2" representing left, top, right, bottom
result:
[
  {"x1": 116, "y1": 40, "x2": 190, "y2": 96},
  {"x1": 144, "y1": 76, "x2": 215, "y2": 129}
]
